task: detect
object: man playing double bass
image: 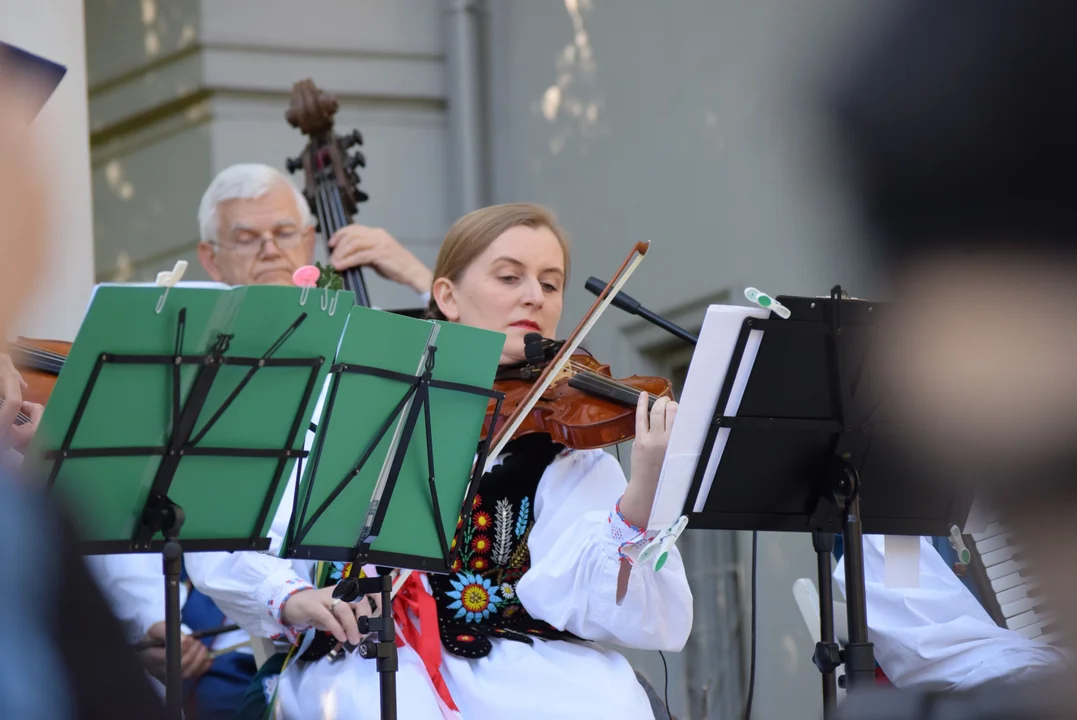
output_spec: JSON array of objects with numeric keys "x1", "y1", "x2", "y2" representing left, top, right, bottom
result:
[
  {"x1": 85, "y1": 162, "x2": 433, "y2": 719},
  {"x1": 194, "y1": 162, "x2": 432, "y2": 296}
]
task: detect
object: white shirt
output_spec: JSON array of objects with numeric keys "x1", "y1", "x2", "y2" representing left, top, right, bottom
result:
[{"x1": 835, "y1": 535, "x2": 1064, "y2": 690}]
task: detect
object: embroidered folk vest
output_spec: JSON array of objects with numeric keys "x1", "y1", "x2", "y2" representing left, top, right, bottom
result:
[
  {"x1": 299, "y1": 434, "x2": 577, "y2": 661},
  {"x1": 427, "y1": 433, "x2": 581, "y2": 658}
]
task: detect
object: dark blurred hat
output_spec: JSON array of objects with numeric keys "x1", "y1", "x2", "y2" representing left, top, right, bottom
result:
[
  {"x1": 0, "y1": 41, "x2": 66, "y2": 118},
  {"x1": 828, "y1": 0, "x2": 1077, "y2": 262}
]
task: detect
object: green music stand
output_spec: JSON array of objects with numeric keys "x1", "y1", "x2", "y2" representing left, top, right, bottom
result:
[
  {"x1": 283, "y1": 305, "x2": 505, "y2": 720},
  {"x1": 26, "y1": 283, "x2": 353, "y2": 718}
]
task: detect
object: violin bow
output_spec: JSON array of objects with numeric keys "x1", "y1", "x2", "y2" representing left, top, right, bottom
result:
[{"x1": 483, "y1": 241, "x2": 650, "y2": 471}]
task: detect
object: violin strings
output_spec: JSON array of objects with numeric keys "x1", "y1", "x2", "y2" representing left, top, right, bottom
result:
[
  {"x1": 10, "y1": 345, "x2": 66, "y2": 365},
  {"x1": 0, "y1": 397, "x2": 32, "y2": 426},
  {"x1": 563, "y1": 360, "x2": 646, "y2": 400},
  {"x1": 13, "y1": 347, "x2": 65, "y2": 363},
  {"x1": 564, "y1": 361, "x2": 638, "y2": 394}
]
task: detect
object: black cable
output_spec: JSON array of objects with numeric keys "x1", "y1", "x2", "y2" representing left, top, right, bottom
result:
[
  {"x1": 659, "y1": 650, "x2": 671, "y2": 719},
  {"x1": 743, "y1": 530, "x2": 758, "y2": 720}
]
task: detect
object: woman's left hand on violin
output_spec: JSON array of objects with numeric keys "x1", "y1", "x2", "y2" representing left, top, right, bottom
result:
[
  {"x1": 620, "y1": 391, "x2": 678, "y2": 529},
  {"x1": 0, "y1": 353, "x2": 42, "y2": 453}
]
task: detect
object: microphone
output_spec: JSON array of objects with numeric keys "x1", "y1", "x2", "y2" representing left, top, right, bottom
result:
[{"x1": 585, "y1": 277, "x2": 698, "y2": 345}]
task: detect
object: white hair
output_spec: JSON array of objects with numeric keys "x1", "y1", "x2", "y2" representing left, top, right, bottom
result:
[{"x1": 197, "y1": 163, "x2": 312, "y2": 246}]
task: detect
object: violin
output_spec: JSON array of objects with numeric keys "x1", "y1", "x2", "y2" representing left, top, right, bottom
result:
[
  {"x1": 285, "y1": 78, "x2": 373, "y2": 307},
  {"x1": 10, "y1": 337, "x2": 68, "y2": 405},
  {"x1": 481, "y1": 241, "x2": 673, "y2": 456},
  {"x1": 0, "y1": 337, "x2": 69, "y2": 425},
  {"x1": 485, "y1": 340, "x2": 672, "y2": 450}
]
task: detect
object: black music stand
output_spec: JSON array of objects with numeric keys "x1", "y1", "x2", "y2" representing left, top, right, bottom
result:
[
  {"x1": 679, "y1": 286, "x2": 974, "y2": 716},
  {"x1": 282, "y1": 313, "x2": 504, "y2": 720}
]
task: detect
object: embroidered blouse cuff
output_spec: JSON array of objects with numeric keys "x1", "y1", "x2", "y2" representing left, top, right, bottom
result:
[
  {"x1": 258, "y1": 572, "x2": 316, "y2": 642},
  {"x1": 606, "y1": 496, "x2": 658, "y2": 566}
]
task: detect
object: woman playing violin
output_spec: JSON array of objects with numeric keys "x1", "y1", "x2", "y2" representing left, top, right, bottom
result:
[{"x1": 188, "y1": 203, "x2": 692, "y2": 720}]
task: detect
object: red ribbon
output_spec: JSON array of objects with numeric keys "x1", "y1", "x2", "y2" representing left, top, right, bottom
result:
[{"x1": 392, "y1": 573, "x2": 459, "y2": 712}]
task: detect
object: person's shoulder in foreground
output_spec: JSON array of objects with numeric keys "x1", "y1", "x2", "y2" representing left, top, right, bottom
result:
[{"x1": 0, "y1": 468, "x2": 165, "y2": 719}]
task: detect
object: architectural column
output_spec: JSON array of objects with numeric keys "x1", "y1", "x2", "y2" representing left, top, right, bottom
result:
[{"x1": 0, "y1": 0, "x2": 95, "y2": 340}]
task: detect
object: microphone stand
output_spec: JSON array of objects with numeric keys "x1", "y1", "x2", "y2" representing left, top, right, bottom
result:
[{"x1": 584, "y1": 276, "x2": 699, "y2": 345}]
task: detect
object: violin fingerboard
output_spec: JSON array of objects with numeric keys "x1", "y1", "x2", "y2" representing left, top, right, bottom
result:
[{"x1": 567, "y1": 371, "x2": 653, "y2": 409}]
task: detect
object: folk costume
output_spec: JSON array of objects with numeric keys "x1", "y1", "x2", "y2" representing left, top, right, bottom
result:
[{"x1": 186, "y1": 385, "x2": 694, "y2": 720}]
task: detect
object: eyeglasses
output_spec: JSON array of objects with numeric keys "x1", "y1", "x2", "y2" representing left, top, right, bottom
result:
[{"x1": 219, "y1": 227, "x2": 303, "y2": 255}]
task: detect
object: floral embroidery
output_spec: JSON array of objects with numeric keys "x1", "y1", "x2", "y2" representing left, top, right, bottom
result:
[
  {"x1": 492, "y1": 499, "x2": 513, "y2": 566},
  {"x1": 445, "y1": 572, "x2": 501, "y2": 622},
  {"x1": 515, "y1": 497, "x2": 530, "y2": 537},
  {"x1": 439, "y1": 494, "x2": 535, "y2": 618},
  {"x1": 473, "y1": 511, "x2": 492, "y2": 531},
  {"x1": 470, "y1": 535, "x2": 491, "y2": 554},
  {"x1": 431, "y1": 435, "x2": 579, "y2": 659},
  {"x1": 261, "y1": 674, "x2": 279, "y2": 704},
  {"x1": 325, "y1": 562, "x2": 353, "y2": 584}
]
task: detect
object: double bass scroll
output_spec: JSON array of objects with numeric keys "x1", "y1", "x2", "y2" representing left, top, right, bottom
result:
[{"x1": 285, "y1": 79, "x2": 372, "y2": 307}]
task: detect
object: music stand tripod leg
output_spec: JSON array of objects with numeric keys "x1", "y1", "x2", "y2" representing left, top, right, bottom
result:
[
  {"x1": 334, "y1": 574, "x2": 398, "y2": 720},
  {"x1": 836, "y1": 462, "x2": 876, "y2": 690},
  {"x1": 141, "y1": 494, "x2": 186, "y2": 719},
  {"x1": 811, "y1": 530, "x2": 840, "y2": 718}
]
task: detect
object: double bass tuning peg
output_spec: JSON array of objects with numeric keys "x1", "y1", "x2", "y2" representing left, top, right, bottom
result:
[
  {"x1": 348, "y1": 151, "x2": 366, "y2": 170},
  {"x1": 285, "y1": 156, "x2": 303, "y2": 173},
  {"x1": 341, "y1": 129, "x2": 363, "y2": 149}
]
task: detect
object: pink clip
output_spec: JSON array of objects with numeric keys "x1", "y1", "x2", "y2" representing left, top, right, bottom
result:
[{"x1": 292, "y1": 265, "x2": 320, "y2": 288}]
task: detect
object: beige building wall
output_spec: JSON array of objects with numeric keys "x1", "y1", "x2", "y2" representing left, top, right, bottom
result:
[{"x1": 86, "y1": 0, "x2": 451, "y2": 312}]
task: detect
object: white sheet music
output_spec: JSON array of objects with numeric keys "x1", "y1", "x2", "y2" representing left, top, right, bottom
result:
[{"x1": 648, "y1": 304, "x2": 769, "y2": 529}]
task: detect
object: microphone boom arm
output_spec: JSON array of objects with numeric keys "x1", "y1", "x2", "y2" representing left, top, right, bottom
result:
[{"x1": 584, "y1": 276, "x2": 699, "y2": 346}]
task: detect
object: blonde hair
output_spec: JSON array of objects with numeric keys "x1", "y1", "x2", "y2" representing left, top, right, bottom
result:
[{"x1": 426, "y1": 203, "x2": 571, "y2": 320}]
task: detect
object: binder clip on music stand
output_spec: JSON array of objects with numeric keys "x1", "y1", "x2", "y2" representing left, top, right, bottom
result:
[
  {"x1": 29, "y1": 281, "x2": 351, "y2": 718},
  {"x1": 649, "y1": 285, "x2": 973, "y2": 718},
  {"x1": 285, "y1": 306, "x2": 505, "y2": 720}
]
